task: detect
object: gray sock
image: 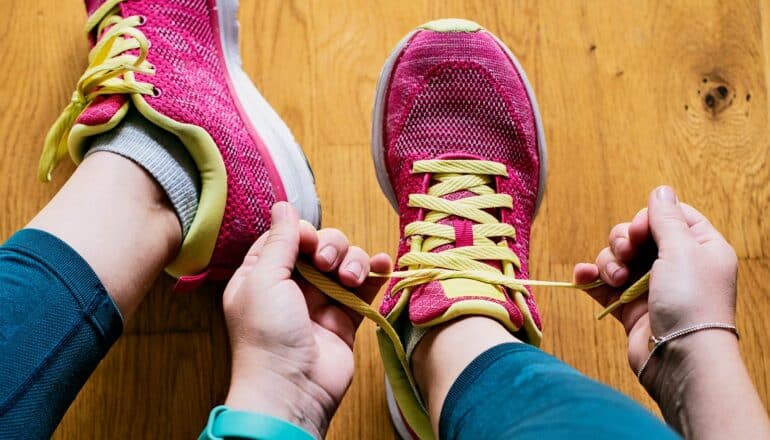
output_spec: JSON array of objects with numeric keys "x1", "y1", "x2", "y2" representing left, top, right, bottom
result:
[{"x1": 87, "y1": 109, "x2": 201, "y2": 236}]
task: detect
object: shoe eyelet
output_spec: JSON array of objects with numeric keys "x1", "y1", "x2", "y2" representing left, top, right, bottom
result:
[
  {"x1": 151, "y1": 86, "x2": 162, "y2": 98},
  {"x1": 136, "y1": 15, "x2": 147, "y2": 26}
]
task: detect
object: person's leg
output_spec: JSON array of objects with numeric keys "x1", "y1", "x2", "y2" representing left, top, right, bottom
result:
[
  {"x1": 0, "y1": 153, "x2": 181, "y2": 438},
  {"x1": 412, "y1": 317, "x2": 680, "y2": 440},
  {"x1": 28, "y1": 151, "x2": 182, "y2": 318}
]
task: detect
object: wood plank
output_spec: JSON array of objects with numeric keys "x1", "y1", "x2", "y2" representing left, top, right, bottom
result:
[
  {"x1": 53, "y1": 331, "x2": 230, "y2": 439},
  {"x1": 0, "y1": 1, "x2": 765, "y2": 439}
]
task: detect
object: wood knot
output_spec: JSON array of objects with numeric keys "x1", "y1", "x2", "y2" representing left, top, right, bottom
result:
[{"x1": 699, "y1": 76, "x2": 733, "y2": 116}]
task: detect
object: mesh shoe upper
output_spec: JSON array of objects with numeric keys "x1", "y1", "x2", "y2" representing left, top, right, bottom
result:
[
  {"x1": 49, "y1": 0, "x2": 288, "y2": 282},
  {"x1": 378, "y1": 28, "x2": 543, "y2": 339}
]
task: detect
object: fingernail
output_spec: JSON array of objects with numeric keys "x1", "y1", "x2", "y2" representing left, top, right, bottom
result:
[
  {"x1": 345, "y1": 260, "x2": 364, "y2": 280},
  {"x1": 606, "y1": 262, "x2": 622, "y2": 281},
  {"x1": 299, "y1": 219, "x2": 316, "y2": 230},
  {"x1": 319, "y1": 246, "x2": 338, "y2": 265},
  {"x1": 655, "y1": 186, "x2": 677, "y2": 204}
]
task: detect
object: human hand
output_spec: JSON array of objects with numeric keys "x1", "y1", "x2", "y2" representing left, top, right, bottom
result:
[
  {"x1": 573, "y1": 186, "x2": 738, "y2": 391},
  {"x1": 222, "y1": 202, "x2": 391, "y2": 438}
]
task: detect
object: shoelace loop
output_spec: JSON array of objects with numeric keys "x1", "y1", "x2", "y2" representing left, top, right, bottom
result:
[{"x1": 39, "y1": 0, "x2": 155, "y2": 181}]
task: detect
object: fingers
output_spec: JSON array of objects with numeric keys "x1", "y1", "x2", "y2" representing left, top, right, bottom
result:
[
  {"x1": 573, "y1": 262, "x2": 623, "y2": 320},
  {"x1": 628, "y1": 208, "x2": 650, "y2": 247},
  {"x1": 357, "y1": 253, "x2": 393, "y2": 304},
  {"x1": 338, "y1": 246, "x2": 370, "y2": 287},
  {"x1": 679, "y1": 203, "x2": 725, "y2": 245},
  {"x1": 298, "y1": 220, "x2": 319, "y2": 255},
  {"x1": 609, "y1": 222, "x2": 634, "y2": 261},
  {"x1": 312, "y1": 229, "x2": 349, "y2": 272},
  {"x1": 647, "y1": 186, "x2": 694, "y2": 257},
  {"x1": 370, "y1": 252, "x2": 393, "y2": 275},
  {"x1": 596, "y1": 246, "x2": 629, "y2": 287},
  {"x1": 228, "y1": 202, "x2": 297, "y2": 290},
  {"x1": 630, "y1": 201, "x2": 721, "y2": 248},
  {"x1": 300, "y1": 250, "x2": 392, "y2": 333},
  {"x1": 250, "y1": 202, "x2": 301, "y2": 279},
  {"x1": 574, "y1": 262, "x2": 599, "y2": 285}
]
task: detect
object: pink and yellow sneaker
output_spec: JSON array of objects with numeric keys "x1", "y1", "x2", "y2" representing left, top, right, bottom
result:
[
  {"x1": 40, "y1": 0, "x2": 320, "y2": 289},
  {"x1": 371, "y1": 19, "x2": 547, "y2": 439}
]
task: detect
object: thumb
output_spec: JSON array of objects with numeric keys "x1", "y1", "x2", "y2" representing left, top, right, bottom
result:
[
  {"x1": 647, "y1": 186, "x2": 693, "y2": 257},
  {"x1": 252, "y1": 202, "x2": 301, "y2": 280}
]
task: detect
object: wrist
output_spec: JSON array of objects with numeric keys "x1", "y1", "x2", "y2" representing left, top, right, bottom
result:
[
  {"x1": 225, "y1": 350, "x2": 334, "y2": 439},
  {"x1": 642, "y1": 328, "x2": 741, "y2": 425}
]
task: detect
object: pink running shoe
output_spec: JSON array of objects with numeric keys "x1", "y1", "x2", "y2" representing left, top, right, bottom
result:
[
  {"x1": 40, "y1": 0, "x2": 320, "y2": 289},
  {"x1": 371, "y1": 19, "x2": 547, "y2": 439}
]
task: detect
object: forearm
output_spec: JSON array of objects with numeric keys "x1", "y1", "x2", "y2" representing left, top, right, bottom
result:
[{"x1": 647, "y1": 330, "x2": 770, "y2": 439}]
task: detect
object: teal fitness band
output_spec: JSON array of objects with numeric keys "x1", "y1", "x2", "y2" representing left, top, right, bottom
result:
[{"x1": 199, "y1": 405, "x2": 315, "y2": 440}]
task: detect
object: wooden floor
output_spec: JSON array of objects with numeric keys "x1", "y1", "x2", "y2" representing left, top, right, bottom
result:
[{"x1": 1, "y1": 0, "x2": 768, "y2": 438}]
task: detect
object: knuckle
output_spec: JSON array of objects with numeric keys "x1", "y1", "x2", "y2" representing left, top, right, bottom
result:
[
  {"x1": 596, "y1": 247, "x2": 612, "y2": 266},
  {"x1": 657, "y1": 211, "x2": 687, "y2": 224},
  {"x1": 610, "y1": 222, "x2": 630, "y2": 238},
  {"x1": 320, "y1": 228, "x2": 347, "y2": 244},
  {"x1": 265, "y1": 231, "x2": 293, "y2": 247},
  {"x1": 348, "y1": 245, "x2": 367, "y2": 258}
]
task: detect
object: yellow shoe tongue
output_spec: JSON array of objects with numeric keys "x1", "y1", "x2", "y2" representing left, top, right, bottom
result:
[{"x1": 439, "y1": 277, "x2": 506, "y2": 300}]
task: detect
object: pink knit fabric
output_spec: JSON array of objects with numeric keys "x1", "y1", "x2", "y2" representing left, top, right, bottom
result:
[
  {"x1": 76, "y1": 0, "x2": 282, "y2": 277},
  {"x1": 377, "y1": 29, "x2": 543, "y2": 336}
]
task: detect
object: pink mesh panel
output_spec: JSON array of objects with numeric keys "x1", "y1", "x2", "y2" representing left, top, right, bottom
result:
[
  {"x1": 378, "y1": 29, "x2": 542, "y2": 333},
  {"x1": 409, "y1": 282, "x2": 524, "y2": 329},
  {"x1": 85, "y1": 0, "x2": 107, "y2": 16},
  {"x1": 114, "y1": 0, "x2": 278, "y2": 272},
  {"x1": 68, "y1": 0, "x2": 281, "y2": 277},
  {"x1": 77, "y1": 95, "x2": 127, "y2": 126}
]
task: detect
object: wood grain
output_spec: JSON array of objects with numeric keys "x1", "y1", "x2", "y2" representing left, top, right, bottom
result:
[{"x1": 0, "y1": 1, "x2": 766, "y2": 438}]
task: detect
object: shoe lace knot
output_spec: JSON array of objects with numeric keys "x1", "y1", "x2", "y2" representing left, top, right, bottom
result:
[{"x1": 39, "y1": 0, "x2": 155, "y2": 181}]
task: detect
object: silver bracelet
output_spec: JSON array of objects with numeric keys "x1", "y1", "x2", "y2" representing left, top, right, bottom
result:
[{"x1": 636, "y1": 322, "x2": 739, "y2": 380}]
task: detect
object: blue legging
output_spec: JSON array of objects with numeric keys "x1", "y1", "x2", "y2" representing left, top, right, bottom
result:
[
  {"x1": 0, "y1": 229, "x2": 679, "y2": 439},
  {"x1": 440, "y1": 343, "x2": 679, "y2": 439}
]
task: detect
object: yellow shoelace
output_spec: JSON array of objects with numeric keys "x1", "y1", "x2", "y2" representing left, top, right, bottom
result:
[
  {"x1": 296, "y1": 159, "x2": 650, "y2": 368},
  {"x1": 39, "y1": 0, "x2": 155, "y2": 182}
]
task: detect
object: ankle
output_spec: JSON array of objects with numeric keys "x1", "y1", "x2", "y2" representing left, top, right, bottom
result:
[
  {"x1": 412, "y1": 316, "x2": 519, "y2": 433},
  {"x1": 29, "y1": 152, "x2": 182, "y2": 319}
]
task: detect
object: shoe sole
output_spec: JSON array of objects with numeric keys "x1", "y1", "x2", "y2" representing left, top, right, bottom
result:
[
  {"x1": 385, "y1": 377, "x2": 419, "y2": 440},
  {"x1": 370, "y1": 18, "x2": 548, "y2": 439},
  {"x1": 370, "y1": 18, "x2": 548, "y2": 217},
  {"x1": 217, "y1": 0, "x2": 321, "y2": 227}
]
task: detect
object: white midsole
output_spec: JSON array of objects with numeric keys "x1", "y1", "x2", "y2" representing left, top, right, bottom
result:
[
  {"x1": 217, "y1": 0, "x2": 320, "y2": 227},
  {"x1": 370, "y1": 28, "x2": 548, "y2": 216},
  {"x1": 385, "y1": 378, "x2": 417, "y2": 440}
]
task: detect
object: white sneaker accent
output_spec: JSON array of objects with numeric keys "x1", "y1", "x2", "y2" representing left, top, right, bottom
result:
[{"x1": 217, "y1": 0, "x2": 321, "y2": 227}]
